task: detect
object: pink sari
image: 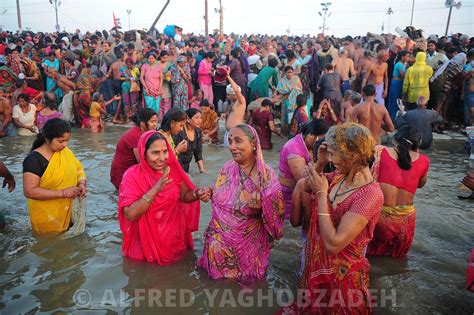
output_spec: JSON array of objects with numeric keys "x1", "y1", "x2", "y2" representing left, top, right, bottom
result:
[
  {"x1": 118, "y1": 131, "x2": 200, "y2": 265},
  {"x1": 198, "y1": 125, "x2": 285, "y2": 281}
]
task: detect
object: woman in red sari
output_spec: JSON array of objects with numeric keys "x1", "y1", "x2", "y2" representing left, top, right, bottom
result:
[
  {"x1": 367, "y1": 125, "x2": 429, "y2": 257},
  {"x1": 284, "y1": 122, "x2": 384, "y2": 314},
  {"x1": 118, "y1": 131, "x2": 210, "y2": 265}
]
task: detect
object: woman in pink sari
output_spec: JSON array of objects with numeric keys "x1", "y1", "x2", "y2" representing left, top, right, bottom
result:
[
  {"x1": 118, "y1": 131, "x2": 210, "y2": 265},
  {"x1": 198, "y1": 124, "x2": 284, "y2": 281}
]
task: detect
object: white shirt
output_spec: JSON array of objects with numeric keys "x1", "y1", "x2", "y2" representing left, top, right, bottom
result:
[{"x1": 12, "y1": 104, "x2": 36, "y2": 136}]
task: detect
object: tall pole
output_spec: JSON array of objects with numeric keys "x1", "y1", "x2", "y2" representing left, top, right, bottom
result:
[
  {"x1": 16, "y1": 0, "x2": 22, "y2": 31},
  {"x1": 219, "y1": 0, "x2": 223, "y2": 36},
  {"x1": 445, "y1": 5, "x2": 453, "y2": 36},
  {"x1": 410, "y1": 0, "x2": 415, "y2": 26},
  {"x1": 319, "y1": 2, "x2": 332, "y2": 35},
  {"x1": 204, "y1": 0, "x2": 209, "y2": 36},
  {"x1": 126, "y1": 10, "x2": 132, "y2": 30},
  {"x1": 49, "y1": 0, "x2": 61, "y2": 32},
  {"x1": 386, "y1": 7, "x2": 393, "y2": 34}
]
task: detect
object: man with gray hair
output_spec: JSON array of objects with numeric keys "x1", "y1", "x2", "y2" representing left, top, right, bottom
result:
[{"x1": 395, "y1": 96, "x2": 443, "y2": 150}]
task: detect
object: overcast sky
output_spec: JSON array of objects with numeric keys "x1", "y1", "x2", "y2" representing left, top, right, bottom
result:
[{"x1": 1, "y1": 0, "x2": 473, "y2": 37}]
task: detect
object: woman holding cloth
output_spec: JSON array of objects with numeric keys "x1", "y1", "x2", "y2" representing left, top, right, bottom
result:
[
  {"x1": 198, "y1": 124, "x2": 284, "y2": 280},
  {"x1": 23, "y1": 118, "x2": 87, "y2": 234},
  {"x1": 118, "y1": 131, "x2": 210, "y2": 265}
]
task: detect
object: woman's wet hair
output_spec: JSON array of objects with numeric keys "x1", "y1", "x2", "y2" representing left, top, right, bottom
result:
[
  {"x1": 325, "y1": 122, "x2": 375, "y2": 175},
  {"x1": 393, "y1": 125, "x2": 422, "y2": 170},
  {"x1": 283, "y1": 65, "x2": 293, "y2": 73},
  {"x1": 17, "y1": 93, "x2": 30, "y2": 103},
  {"x1": 43, "y1": 91, "x2": 58, "y2": 110},
  {"x1": 160, "y1": 108, "x2": 187, "y2": 132},
  {"x1": 92, "y1": 92, "x2": 101, "y2": 102},
  {"x1": 186, "y1": 108, "x2": 201, "y2": 119},
  {"x1": 234, "y1": 124, "x2": 255, "y2": 143},
  {"x1": 301, "y1": 119, "x2": 329, "y2": 137},
  {"x1": 296, "y1": 94, "x2": 307, "y2": 107},
  {"x1": 146, "y1": 51, "x2": 158, "y2": 59},
  {"x1": 285, "y1": 50, "x2": 295, "y2": 60},
  {"x1": 268, "y1": 58, "x2": 279, "y2": 68},
  {"x1": 261, "y1": 99, "x2": 273, "y2": 107},
  {"x1": 159, "y1": 50, "x2": 169, "y2": 58},
  {"x1": 132, "y1": 108, "x2": 158, "y2": 127},
  {"x1": 199, "y1": 99, "x2": 210, "y2": 107},
  {"x1": 145, "y1": 133, "x2": 167, "y2": 154},
  {"x1": 31, "y1": 118, "x2": 71, "y2": 151},
  {"x1": 206, "y1": 51, "x2": 216, "y2": 59}
]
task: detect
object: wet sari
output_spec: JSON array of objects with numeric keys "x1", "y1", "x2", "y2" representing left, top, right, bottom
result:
[
  {"x1": 27, "y1": 147, "x2": 86, "y2": 234},
  {"x1": 198, "y1": 125, "x2": 285, "y2": 281},
  {"x1": 276, "y1": 75, "x2": 303, "y2": 116},
  {"x1": 118, "y1": 131, "x2": 200, "y2": 265},
  {"x1": 288, "y1": 173, "x2": 383, "y2": 314},
  {"x1": 73, "y1": 69, "x2": 99, "y2": 128}
]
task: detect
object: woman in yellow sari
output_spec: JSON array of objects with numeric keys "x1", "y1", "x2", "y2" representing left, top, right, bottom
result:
[{"x1": 23, "y1": 118, "x2": 86, "y2": 234}]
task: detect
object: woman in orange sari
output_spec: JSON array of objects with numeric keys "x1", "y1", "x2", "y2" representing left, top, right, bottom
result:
[
  {"x1": 118, "y1": 131, "x2": 210, "y2": 265},
  {"x1": 283, "y1": 123, "x2": 384, "y2": 314}
]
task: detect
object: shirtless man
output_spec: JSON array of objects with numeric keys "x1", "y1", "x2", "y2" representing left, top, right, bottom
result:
[
  {"x1": 356, "y1": 51, "x2": 374, "y2": 92},
  {"x1": 105, "y1": 50, "x2": 127, "y2": 123},
  {"x1": 352, "y1": 41, "x2": 365, "y2": 72},
  {"x1": 361, "y1": 50, "x2": 389, "y2": 105},
  {"x1": 0, "y1": 88, "x2": 17, "y2": 137},
  {"x1": 333, "y1": 49, "x2": 357, "y2": 94},
  {"x1": 350, "y1": 84, "x2": 394, "y2": 144},
  {"x1": 223, "y1": 74, "x2": 246, "y2": 147},
  {"x1": 50, "y1": 68, "x2": 76, "y2": 122}
]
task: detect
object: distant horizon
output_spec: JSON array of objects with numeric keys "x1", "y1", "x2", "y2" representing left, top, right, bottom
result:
[{"x1": 1, "y1": 0, "x2": 473, "y2": 37}]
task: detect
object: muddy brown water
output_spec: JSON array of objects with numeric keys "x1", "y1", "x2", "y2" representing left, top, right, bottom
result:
[{"x1": 0, "y1": 126, "x2": 473, "y2": 314}]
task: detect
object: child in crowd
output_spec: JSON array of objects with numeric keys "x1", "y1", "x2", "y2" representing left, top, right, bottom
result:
[
  {"x1": 200, "y1": 99, "x2": 219, "y2": 143},
  {"x1": 90, "y1": 93, "x2": 121, "y2": 133},
  {"x1": 188, "y1": 89, "x2": 204, "y2": 109}
]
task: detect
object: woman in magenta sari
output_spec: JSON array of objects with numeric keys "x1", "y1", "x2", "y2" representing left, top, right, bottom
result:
[
  {"x1": 118, "y1": 131, "x2": 210, "y2": 265},
  {"x1": 278, "y1": 119, "x2": 329, "y2": 220},
  {"x1": 198, "y1": 124, "x2": 285, "y2": 281}
]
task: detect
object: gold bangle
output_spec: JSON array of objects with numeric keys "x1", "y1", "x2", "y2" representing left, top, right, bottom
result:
[
  {"x1": 142, "y1": 194, "x2": 152, "y2": 203},
  {"x1": 318, "y1": 213, "x2": 331, "y2": 216}
]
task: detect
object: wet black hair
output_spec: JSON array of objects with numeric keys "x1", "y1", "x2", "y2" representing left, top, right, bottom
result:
[
  {"x1": 17, "y1": 93, "x2": 30, "y2": 102},
  {"x1": 15, "y1": 79, "x2": 26, "y2": 88},
  {"x1": 363, "y1": 84, "x2": 376, "y2": 96},
  {"x1": 283, "y1": 65, "x2": 293, "y2": 73},
  {"x1": 31, "y1": 118, "x2": 71, "y2": 151},
  {"x1": 300, "y1": 119, "x2": 329, "y2": 137},
  {"x1": 199, "y1": 99, "x2": 210, "y2": 107},
  {"x1": 43, "y1": 92, "x2": 58, "y2": 110},
  {"x1": 132, "y1": 108, "x2": 158, "y2": 127},
  {"x1": 146, "y1": 51, "x2": 158, "y2": 59},
  {"x1": 261, "y1": 99, "x2": 273, "y2": 107},
  {"x1": 160, "y1": 108, "x2": 187, "y2": 132},
  {"x1": 393, "y1": 125, "x2": 422, "y2": 170},
  {"x1": 159, "y1": 50, "x2": 169, "y2": 58},
  {"x1": 268, "y1": 58, "x2": 278, "y2": 68},
  {"x1": 206, "y1": 51, "x2": 216, "y2": 59},
  {"x1": 186, "y1": 108, "x2": 201, "y2": 120},
  {"x1": 64, "y1": 57, "x2": 74, "y2": 64},
  {"x1": 145, "y1": 133, "x2": 167, "y2": 154},
  {"x1": 395, "y1": 50, "x2": 409, "y2": 63},
  {"x1": 285, "y1": 50, "x2": 295, "y2": 60},
  {"x1": 296, "y1": 94, "x2": 307, "y2": 107}
]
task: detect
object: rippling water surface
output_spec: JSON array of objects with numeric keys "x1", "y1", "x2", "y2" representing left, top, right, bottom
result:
[{"x1": 0, "y1": 126, "x2": 473, "y2": 314}]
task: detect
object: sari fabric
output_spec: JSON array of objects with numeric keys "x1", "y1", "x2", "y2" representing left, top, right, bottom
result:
[
  {"x1": 278, "y1": 134, "x2": 311, "y2": 219},
  {"x1": 294, "y1": 174, "x2": 383, "y2": 314},
  {"x1": 198, "y1": 125, "x2": 284, "y2": 280},
  {"x1": 276, "y1": 75, "x2": 303, "y2": 112},
  {"x1": 28, "y1": 147, "x2": 86, "y2": 234},
  {"x1": 118, "y1": 131, "x2": 200, "y2": 265},
  {"x1": 73, "y1": 68, "x2": 98, "y2": 128},
  {"x1": 0, "y1": 66, "x2": 18, "y2": 92},
  {"x1": 21, "y1": 58, "x2": 44, "y2": 90}
]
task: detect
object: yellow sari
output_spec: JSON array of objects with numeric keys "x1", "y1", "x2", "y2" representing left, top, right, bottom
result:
[{"x1": 28, "y1": 147, "x2": 86, "y2": 234}]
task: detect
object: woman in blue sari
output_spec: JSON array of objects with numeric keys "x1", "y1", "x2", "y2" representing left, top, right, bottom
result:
[{"x1": 388, "y1": 51, "x2": 409, "y2": 119}]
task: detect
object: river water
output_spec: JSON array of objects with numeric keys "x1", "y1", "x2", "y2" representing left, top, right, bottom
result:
[{"x1": 0, "y1": 125, "x2": 473, "y2": 314}]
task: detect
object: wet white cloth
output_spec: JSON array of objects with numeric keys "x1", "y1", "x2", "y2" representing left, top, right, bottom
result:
[{"x1": 61, "y1": 197, "x2": 87, "y2": 238}]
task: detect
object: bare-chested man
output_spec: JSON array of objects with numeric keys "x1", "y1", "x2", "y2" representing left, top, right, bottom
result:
[
  {"x1": 105, "y1": 50, "x2": 127, "y2": 123},
  {"x1": 50, "y1": 68, "x2": 76, "y2": 122},
  {"x1": 362, "y1": 50, "x2": 389, "y2": 105},
  {"x1": 0, "y1": 88, "x2": 17, "y2": 137},
  {"x1": 223, "y1": 75, "x2": 246, "y2": 147},
  {"x1": 350, "y1": 84, "x2": 394, "y2": 144},
  {"x1": 333, "y1": 48, "x2": 357, "y2": 94},
  {"x1": 352, "y1": 41, "x2": 365, "y2": 72}
]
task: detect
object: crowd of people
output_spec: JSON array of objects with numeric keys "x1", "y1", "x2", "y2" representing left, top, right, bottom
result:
[{"x1": 0, "y1": 25, "x2": 473, "y2": 312}]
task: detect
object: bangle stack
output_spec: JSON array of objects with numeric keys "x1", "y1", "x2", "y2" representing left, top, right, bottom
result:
[{"x1": 142, "y1": 194, "x2": 152, "y2": 203}]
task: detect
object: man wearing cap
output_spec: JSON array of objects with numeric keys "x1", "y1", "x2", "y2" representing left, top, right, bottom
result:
[{"x1": 223, "y1": 74, "x2": 246, "y2": 147}]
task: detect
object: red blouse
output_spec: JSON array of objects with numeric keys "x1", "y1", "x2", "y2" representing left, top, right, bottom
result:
[{"x1": 377, "y1": 148, "x2": 429, "y2": 194}]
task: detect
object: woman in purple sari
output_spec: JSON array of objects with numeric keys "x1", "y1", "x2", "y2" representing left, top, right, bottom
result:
[
  {"x1": 278, "y1": 119, "x2": 329, "y2": 220},
  {"x1": 198, "y1": 124, "x2": 284, "y2": 281}
]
